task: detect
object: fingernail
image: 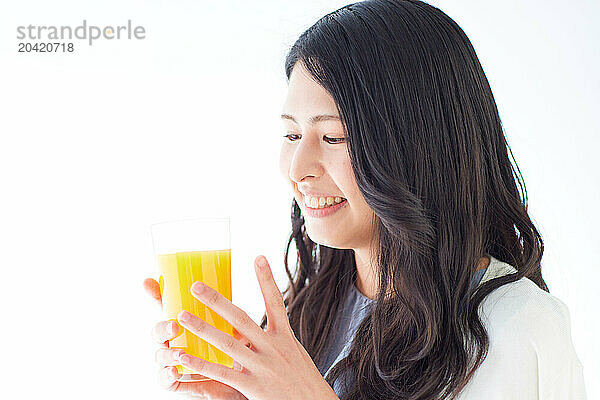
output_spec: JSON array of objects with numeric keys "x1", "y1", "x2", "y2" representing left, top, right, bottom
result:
[
  {"x1": 258, "y1": 256, "x2": 267, "y2": 267},
  {"x1": 169, "y1": 321, "x2": 178, "y2": 335},
  {"x1": 191, "y1": 281, "x2": 206, "y2": 294},
  {"x1": 173, "y1": 350, "x2": 184, "y2": 361},
  {"x1": 179, "y1": 310, "x2": 191, "y2": 322}
]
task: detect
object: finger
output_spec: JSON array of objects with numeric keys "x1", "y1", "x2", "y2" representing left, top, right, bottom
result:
[
  {"x1": 152, "y1": 320, "x2": 180, "y2": 345},
  {"x1": 158, "y1": 366, "x2": 199, "y2": 392},
  {"x1": 143, "y1": 278, "x2": 162, "y2": 308},
  {"x1": 189, "y1": 281, "x2": 267, "y2": 349},
  {"x1": 212, "y1": 327, "x2": 252, "y2": 372},
  {"x1": 254, "y1": 255, "x2": 289, "y2": 332},
  {"x1": 225, "y1": 328, "x2": 254, "y2": 372},
  {"x1": 155, "y1": 348, "x2": 186, "y2": 367},
  {"x1": 157, "y1": 365, "x2": 180, "y2": 391},
  {"x1": 177, "y1": 310, "x2": 257, "y2": 366},
  {"x1": 158, "y1": 367, "x2": 232, "y2": 396},
  {"x1": 179, "y1": 354, "x2": 247, "y2": 393}
]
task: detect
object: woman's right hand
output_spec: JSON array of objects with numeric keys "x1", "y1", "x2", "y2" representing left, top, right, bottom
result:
[{"x1": 143, "y1": 278, "x2": 248, "y2": 399}]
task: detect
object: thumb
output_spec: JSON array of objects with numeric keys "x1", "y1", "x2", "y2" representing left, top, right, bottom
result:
[{"x1": 143, "y1": 277, "x2": 162, "y2": 309}]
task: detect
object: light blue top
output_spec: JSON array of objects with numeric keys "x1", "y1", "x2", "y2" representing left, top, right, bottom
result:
[{"x1": 319, "y1": 267, "x2": 489, "y2": 397}]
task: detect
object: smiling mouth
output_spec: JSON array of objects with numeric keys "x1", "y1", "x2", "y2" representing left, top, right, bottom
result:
[
  {"x1": 301, "y1": 197, "x2": 348, "y2": 218},
  {"x1": 302, "y1": 195, "x2": 347, "y2": 209}
]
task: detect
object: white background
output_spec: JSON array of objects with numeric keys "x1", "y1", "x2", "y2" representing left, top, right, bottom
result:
[{"x1": 0, "y1": 0, "x2": 598, "y2": 398}]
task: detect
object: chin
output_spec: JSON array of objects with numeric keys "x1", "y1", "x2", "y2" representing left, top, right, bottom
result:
[{"x1": 305, "y1": 228, "x2": 348, "y2": 249}]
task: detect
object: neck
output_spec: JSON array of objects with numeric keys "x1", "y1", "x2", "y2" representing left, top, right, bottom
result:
[{"x1": 354, "y1": 247, "x2": 378, "y2": 300}]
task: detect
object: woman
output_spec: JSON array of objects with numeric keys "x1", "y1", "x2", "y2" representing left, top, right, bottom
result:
[{"x1": 144, "y1": 0, "x2": 587, "y2": 398}]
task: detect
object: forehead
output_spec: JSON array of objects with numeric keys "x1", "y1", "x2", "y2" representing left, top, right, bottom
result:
[{"x1": 281, "y1": 62, "x2": 339, "y2": 121}]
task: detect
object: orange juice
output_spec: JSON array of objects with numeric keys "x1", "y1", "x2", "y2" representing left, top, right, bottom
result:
[{"x1": 157, "y1": 249, "x2": 233, "y2": 374}]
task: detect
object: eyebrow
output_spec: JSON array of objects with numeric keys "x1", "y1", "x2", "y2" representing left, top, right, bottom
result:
[{"x1": 280, "y1": 113, "x2": 341, "y2": 125}]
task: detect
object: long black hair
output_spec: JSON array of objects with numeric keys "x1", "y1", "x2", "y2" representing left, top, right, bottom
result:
[{"x1": 260, "y1": 1, "x2": 548, "y2": 398}]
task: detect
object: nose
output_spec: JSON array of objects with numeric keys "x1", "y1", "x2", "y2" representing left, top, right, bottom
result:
[{"x1": 288, "y1": 135, "x2": 324, "y2": 184}]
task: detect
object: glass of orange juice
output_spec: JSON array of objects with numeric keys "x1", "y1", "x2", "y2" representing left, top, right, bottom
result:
[{"x1": 150, "y1": 217, "x2": 233, "y2": 382}]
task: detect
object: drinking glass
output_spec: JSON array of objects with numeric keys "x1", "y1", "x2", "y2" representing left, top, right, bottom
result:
[{"x1": 150, "y1": 217, "x2": 233, "y2": 382}]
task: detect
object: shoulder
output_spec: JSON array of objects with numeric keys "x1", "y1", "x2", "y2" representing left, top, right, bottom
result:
[
  {"x1": 493, "y1": 278, "x2": 575, "y2": 353},
  {"x1": 478, "y1": 257, "x2": 575, "y2": 349},
  {"x1": 477, "y1": 259, "x2": 587, "y2": 391},
  {"x1": 465, "y1": 258, "x2": 587, "y2": 398}
]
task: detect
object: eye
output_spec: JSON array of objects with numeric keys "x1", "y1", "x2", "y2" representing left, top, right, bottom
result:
[
  {"x1": 323, "y1": 136, "x2": 346, "y2": 144},
  {"x1": 283, "y1": 133, "x2": 301, "y2": 142},
  {"x1": 282, "y1": 134, "x2": 346, "y2": 144}
]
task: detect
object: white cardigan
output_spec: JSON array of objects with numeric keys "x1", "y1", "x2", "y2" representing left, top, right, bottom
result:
[{"x1": 457, "y1": 256, "x2": 588, "y2": 399}]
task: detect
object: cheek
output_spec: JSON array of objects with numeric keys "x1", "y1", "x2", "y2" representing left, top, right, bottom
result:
[
  {"x1": 279, "y1": 145, "x2": 291, "y2": 180},
  {"x1": 340, "y1": 158, "x2": 359, "y2": 196},
  {"x1": 340, "y1": 158, "x2": 372, "y2": 213}
]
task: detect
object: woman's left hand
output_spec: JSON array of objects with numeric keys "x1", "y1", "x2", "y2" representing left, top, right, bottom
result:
[{"x1": 175, "y1": 255, "x2": 339, "y2": 400}]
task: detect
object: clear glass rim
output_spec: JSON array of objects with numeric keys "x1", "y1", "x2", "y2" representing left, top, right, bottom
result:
[{"x1": 150, "y1": 216, "x2": 230, "y2": 230}]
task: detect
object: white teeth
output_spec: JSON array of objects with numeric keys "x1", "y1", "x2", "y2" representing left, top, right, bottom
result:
[{"x1": 303, "y1": 195, "x2": 346, "y2": 209}]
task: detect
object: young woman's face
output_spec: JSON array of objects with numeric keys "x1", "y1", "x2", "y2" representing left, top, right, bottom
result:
[{"x1": 279, "y1": 62, "x2": 376, "y2": 250}]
